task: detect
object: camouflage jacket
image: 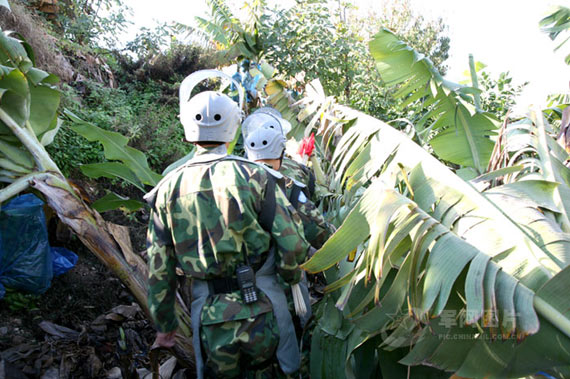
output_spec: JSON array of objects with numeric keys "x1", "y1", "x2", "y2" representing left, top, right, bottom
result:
[
  {"x1": 280, "y1": 156, "x2": 316, "y2": 201},
  {"x1": 279, "y1": 157, "x2": 333, "y2": 249},
  {"x1": 146, "y1": 145, "x2": 309, "y2": 332},
  {"x1": 280, "y1": 176, "x2": 334, "y2": 250}
]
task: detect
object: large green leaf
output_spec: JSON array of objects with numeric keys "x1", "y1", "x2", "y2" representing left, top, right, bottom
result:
[
  {"x1": 316, "y1": 185, "x2": 540, "y2": 330},
  {"x1": 0, "y1": 27, "x2": 64, "y2": 197},
  {"x1": 0, "y1": 138, "x2": 34, "y2": 169},
  {"x1": 484, "y1": 180, "x2": 560, "y2": 212},
  {"x1": 317, "y1": 187, "x2": 567, "y2": 376},
  {"x1": 400, "y1": 267, "x2": 570, "y2": 376},
  {"x1": 428, "y1": 105, "x2": 495, "y2": 169},
  {"x1": 64, "y1": 110, "x2": 162, "y2": 187},
  {"x1": 368, "y1": 28, "x2": 498, "y2": 173},
  {"x1": 0, "y1": 68, "x2": 30, "y2": 130},
  {"x1": 302, "y1": 185, "x2": 376, "y2": 273},
  {"x1": 311, "y1": 106, "x2": 570, "y2": 284},
  {"x1": 532, "y1": 109, "x2": 570, "y2": 231},
  {"x1": 0, "y1": 34, "x2": 60, "y2": 141},
  {"x1": 535, "y1": 265, "x2": 570, "y2": 340},
  {"x1": 0, "y1": 31, "x2": 32, "y2": 73},
  {"x1": 29, "y1": 85, "x2": 60, "y2": 138},
  {"x1": 80, "y1": 162, "x2": 145, "y2": 192},
  {"x1": 40, "y1": 118, "x2": 62, "y2": 146},
  {"x1": 400, "y1": 314, "x2": 570, "y2": 377},
  {"x1": 540, "y1": 5, "x2": 570, "y2": 65}
]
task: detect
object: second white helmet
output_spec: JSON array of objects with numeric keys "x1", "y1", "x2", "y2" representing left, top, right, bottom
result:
[
  {"x1": 242, "y1": 107, "x2": 292, "y2": 140},
  {"x1": 244, "y1": 127, "x2": 286, "y2": 161}
]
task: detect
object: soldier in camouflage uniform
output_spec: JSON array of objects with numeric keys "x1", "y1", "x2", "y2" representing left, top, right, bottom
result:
[
  {"x1": 242, "y1": 108, "x2": 333, "y2": 248},
  {"x1": 145, "y1": 73, "x2": 309, "y2": 379},
  {"x1": 280, "y1": 157, "x2": 317, "y2": 202},
  {"x1": 244, "y1": 123, "x2": 335, "y2": 378},
  {"x1": 243, "y1": 108, "x2": 318, "y2": 202},
  {"x1": 244, "y1": 127, "x2": 333, "y2": 249}
]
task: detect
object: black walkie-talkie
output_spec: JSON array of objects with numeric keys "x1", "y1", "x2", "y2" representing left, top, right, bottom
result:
[{"x1": 236, "y1": 265, "x2": 258, "y2": 304}]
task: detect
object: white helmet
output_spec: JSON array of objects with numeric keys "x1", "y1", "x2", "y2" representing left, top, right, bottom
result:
[
  {"x1": 242, "y1": 107, "x2": 292, "y2": 140},
  {"x1": 179, "y1": 70, "x2": 245, "y2": 143},
  {"x1": 244, "y1": 127, "x2": 286, "y2": 161}
]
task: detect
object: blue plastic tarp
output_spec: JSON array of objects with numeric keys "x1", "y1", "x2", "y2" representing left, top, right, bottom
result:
[{"x1": 0, "y1": 194, "x2": 78, "y2": 299}]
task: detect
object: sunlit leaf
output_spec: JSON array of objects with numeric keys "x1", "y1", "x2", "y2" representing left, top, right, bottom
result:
[
  {"x1": 92, "y1": 192, "x2": 144, "y2": 213},
  {"x1": 64, "y1": 110, "x2": 162, "y2": 187}
]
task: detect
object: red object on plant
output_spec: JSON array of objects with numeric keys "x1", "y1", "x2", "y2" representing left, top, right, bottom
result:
[{"x1": 298, "y1": 133, "x2": 315, "y2": 158}]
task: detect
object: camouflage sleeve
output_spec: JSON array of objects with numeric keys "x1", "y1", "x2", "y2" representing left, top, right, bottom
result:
[
  {"x1": 297, "y1": 199, "x2": 335, "y2": 250},
  {"x1": 270, "y1": 184, "x2": 309, "y2": 285},
  {"x1": 147, "y1": 208, "x2": 179, "y2": 333}
]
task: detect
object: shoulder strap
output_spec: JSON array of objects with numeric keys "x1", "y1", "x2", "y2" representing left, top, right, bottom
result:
[
  {"x1": 224, "y1": 156, "x2": 283, "y2": 233},
  {"x1": 307, "y1": 171, "x2": 315, "y2": 198},
  {"x1": 258, "y1": 174, "x2": 277, "y2": 233},
  {"x1": 289, "y1": 183, "x2": 303, "y2": 210},
  {"x1": 300, "y1": 164, "x2": 316, "y2": 198}
]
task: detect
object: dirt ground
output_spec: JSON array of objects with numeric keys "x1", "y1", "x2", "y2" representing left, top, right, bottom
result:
[{"x1": 0, "y1": 234, "x2": 159, "y2": 378}]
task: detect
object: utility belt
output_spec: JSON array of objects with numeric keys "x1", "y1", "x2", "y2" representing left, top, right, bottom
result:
[
  {"x1": 208, "y1": 276, "x2": 240, "y2": 294},
  {"x1": 205, "y1": 256, "x2": 264, "y2": 300}
]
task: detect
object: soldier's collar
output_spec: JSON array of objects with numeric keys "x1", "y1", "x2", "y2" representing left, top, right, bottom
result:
[
  {"x1": 144, "y1": 145, "x2": 229, "y2": 205},
  {"x1": 195, "y1": 144, "x2": 228, "y2": 157}
]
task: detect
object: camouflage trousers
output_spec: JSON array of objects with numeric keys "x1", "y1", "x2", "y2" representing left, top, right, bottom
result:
[{"x1": 200, "y1": 311, "x2": 280, "y2": 378}]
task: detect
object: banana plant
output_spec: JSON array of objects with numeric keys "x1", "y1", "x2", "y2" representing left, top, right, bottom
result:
[
  {"x1": 298, "y1": 83, "x2": 570, "y2": 377},
  {"x1": 195, "y1": 0, "x2": 265, "y2": 61},
  {"x1": 282, "y1": 29, "x2": 570, "y2": 377},
  {"x1": 0, "y1": 12, "x2": 194, "y2": 367},
  {"x1": 292, "y1": 27, "x2": 570, "y2": 379},
  {"x1": 292, "y1": 31, "x2": 570, "y2": 379},
  {"x1": 369, "y1": 28, "x2": 499, "y2": 176}
]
